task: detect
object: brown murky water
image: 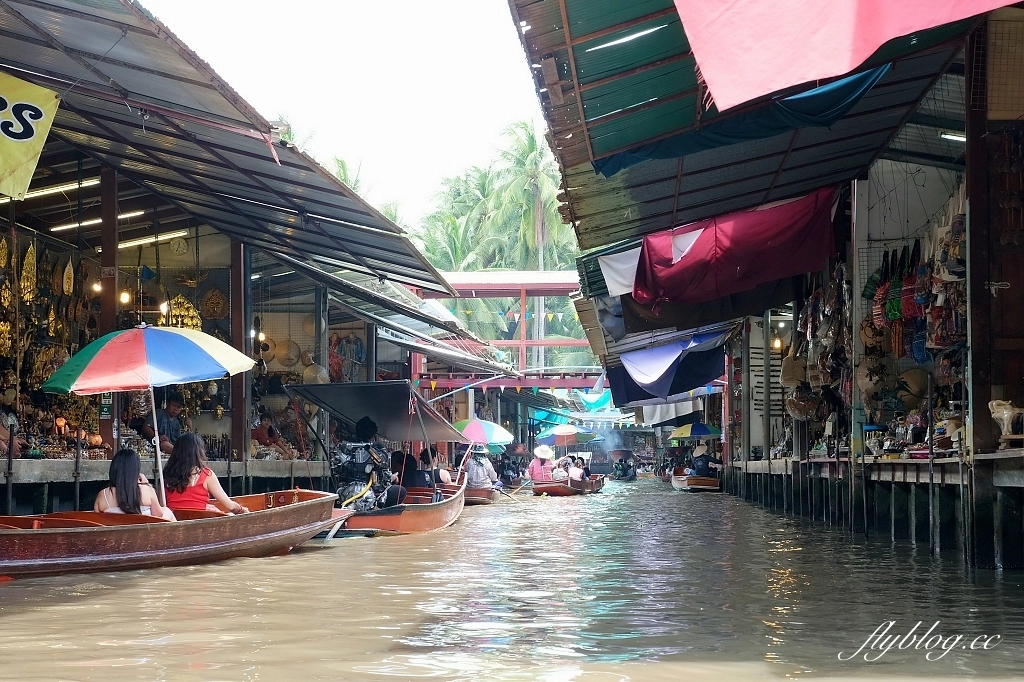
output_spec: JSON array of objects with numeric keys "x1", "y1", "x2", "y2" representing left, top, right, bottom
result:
[{"x1": 2, "y1": 480, "x2": 1023, "y2": 681}]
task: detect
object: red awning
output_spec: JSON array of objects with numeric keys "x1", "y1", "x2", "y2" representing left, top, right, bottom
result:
[
  {"x1": 633, "y1": 188, "x2": 836, "y2": 308},
  {"x1": 673, "y1": 0, "x2": 1008, "y2": 111}
]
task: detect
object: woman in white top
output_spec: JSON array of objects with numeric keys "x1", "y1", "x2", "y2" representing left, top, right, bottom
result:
[
  {"x1": 464, "y1": 445, "x2": 498, "y2": 488},
  {"x1": 94, "y1": 449, "x2": 176, "y2": 521}
]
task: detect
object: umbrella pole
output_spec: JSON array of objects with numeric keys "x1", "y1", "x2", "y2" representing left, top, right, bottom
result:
[{"x1": 150, "y1": 388, "x2": 167, "y2": 505}]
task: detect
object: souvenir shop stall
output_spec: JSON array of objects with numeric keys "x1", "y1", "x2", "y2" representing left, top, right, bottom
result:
[
  {"x1": 0, "y1": 229, "x2": 107, "y2": 460},
  {"x1": 854, "y1": 183, "x2": 968, "y2": 461}
]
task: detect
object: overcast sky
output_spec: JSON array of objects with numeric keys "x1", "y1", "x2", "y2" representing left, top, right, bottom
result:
[{"x1": 141, "y1": 0, "x2": 544, "y2": 226}]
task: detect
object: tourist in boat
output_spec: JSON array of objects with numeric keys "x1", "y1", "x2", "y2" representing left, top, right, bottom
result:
[
  {"x1": 405, "y1": 449, "x2": 433, "y2": 488},
  {"x1": 688, "y1": 444, "x2": 724, "y2": 477},
  {"x1": 551, "y1": 458, "x2": 569, "y2": 481},
  {"x1": 575, "y1": 457, "x2": 591, "y2": 480},
  {"x1": 140, "y1": 392, "x2": 191, "y2": 455},
  {"x1": 527, "y1": 444, "x2": 555, "y2": 481},
  {"x1": 465, "y1": 444, "x2": 498, "y2": 489},
  {"x1": 421, "y1": 446, "x2": 452, "y2": 485},
  {"x1": 565, "y1": 457, "x2": 585, "y2": 481},
  {"x1": 164, "y1": 433, "x2": 249, "y2": 514},
  {"x1": 94, "y1": 449, "x2": 176, "y2": 521}
]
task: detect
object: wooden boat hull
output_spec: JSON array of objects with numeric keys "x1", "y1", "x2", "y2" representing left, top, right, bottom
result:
[
  {"x1": 465, "y1": 487, "x2": 500, "y2": 505},
  {"x1": 532, "y1": 475, "x2": 605, "y2": 496},
  {"x1": 636, "y1": 471, "x2": 655, "y2": 479},
  {"x1": 340, "y1": 476, "x2": 466, "y2": 534},
  {"x1": 660, "y1": 473, "x2": 672, "y2": 483},
  {"x1": 0, "y1": 490, "x2": 340, "y2": 579},
  {"x1": 671, "y1": 467, "x2": 721, "y2": 491}
]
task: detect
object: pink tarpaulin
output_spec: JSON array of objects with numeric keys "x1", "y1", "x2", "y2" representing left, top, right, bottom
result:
[
  {"x1": 673, "y1": 0, "x2": 1009, "y2": 111},
  {"x1": 633, "y1": 188, "x2": 836, "y2": 308}
]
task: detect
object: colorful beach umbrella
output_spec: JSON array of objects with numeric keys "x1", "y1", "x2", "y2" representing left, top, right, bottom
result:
[
  {"x1": 453, "y1": 418, "x2": 515, "y2": 445},
  {"x1": 42, "y1": 325, "x2": 254, "y2": 395},
  {"x1": 536, "y1": 423, "x2": 599, "y2": 448},
  {"x1": 668, "y1": 422, "x2": 722, "y2": 441},
  {"x1": 41, "y1": 325, "x2": 255, "y2": 503}
]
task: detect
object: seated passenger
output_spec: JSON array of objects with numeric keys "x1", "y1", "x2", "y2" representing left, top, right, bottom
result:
[
  {"x1": 551, "y1": 459, "x2": 569, "y2": 481},
  {"x1": 577, "y1": 457, "x2": 591, "y2": 479},
  {"x1": 465, "y1": 444, "x2": 498, "y2": 489},
  {"x1": 527, "y1": 445, "x2": 556, "y2": 481},
  {"x1": 406, "y1": 451, "x2": 433, "y2": 488},
  {"x1": 421, "y1": 446, "x2": 452, "y2": 485},
  {"x1": 94, "y1": 449, "x2": 176, "y2": 521},
  {"x1": 164, "y1": 433, "x2": 248, "y2": 514},
  {"x1": 566, "y1": 457, "x2": 586, "y2": 481},
  {"x1": 690, "y1": 444, "x2": 724, "y2": 477}
]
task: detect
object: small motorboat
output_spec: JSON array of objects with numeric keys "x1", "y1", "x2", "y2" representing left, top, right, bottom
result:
[
  {"x1": 286, "y1": 381, "x2": 471, "y2": 537},
  {"x1": 336, "y1": 475, "x2": 467, "y2": 535},
  {"x1": 670, "y1": 467, "x2": 721, "y2": 492},
  {"x1": 532, "y1": 475, "x2": 605, "y2": 496},
  {"x1": 0, "y1": 489, "x2": 341, "y2": 579}
]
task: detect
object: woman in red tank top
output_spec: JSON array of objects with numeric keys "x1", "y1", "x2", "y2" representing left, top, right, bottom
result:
[{"x1": 164, "y1": 433, "x2": 248, "y2": 513}]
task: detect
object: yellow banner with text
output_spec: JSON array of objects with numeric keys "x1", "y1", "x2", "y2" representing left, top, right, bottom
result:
[{"x1": 0, "y1": 72, "x2": 59, "y2": 200}]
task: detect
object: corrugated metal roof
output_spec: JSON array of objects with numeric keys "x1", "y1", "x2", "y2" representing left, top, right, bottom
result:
[
  {"x1": 1, "y1": 0, "x2": 452, "y2": 294},
  {"x1": 508, "y1": 0, "x2": 972, "y2": 251}
]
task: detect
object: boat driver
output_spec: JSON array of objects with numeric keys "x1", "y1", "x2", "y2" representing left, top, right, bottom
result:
[{"x1": 687, "y1": 444, "x2": 724, "y2": 477}]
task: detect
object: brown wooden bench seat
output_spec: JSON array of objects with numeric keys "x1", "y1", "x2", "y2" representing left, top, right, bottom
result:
[
  {"x1": 46, "y1": 512, "x2": 169, "y2": 525},
  {"x1": 170, "y1": 508, "x2": 229, "y2": 521},
  {"x1": 0, "y1": 516, "x2": 104, "y2": 529}
]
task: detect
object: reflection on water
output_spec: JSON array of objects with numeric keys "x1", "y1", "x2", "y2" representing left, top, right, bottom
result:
[{"x1": 2, "y1": 480, "x2": 1024, "y2": 681}]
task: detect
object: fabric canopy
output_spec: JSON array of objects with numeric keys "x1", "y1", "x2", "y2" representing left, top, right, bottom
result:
[
  {"x1": 285, "y1": 381, "x2": 467, "y2": 443},
  {"x1": 620, "y1": 278, "x2": 801, "y2": 336},
  {"x1": 619, "y1": 328, "x2": 734, "y2": 399},
  {"x1": 609, "y1": 346, "x2": 725, "y2": 408},
  {"x1": 633, "y1": 188, "x2": 836, "y2": 308},
  {"x1": 672, "y1": 0, "x2": 1007, "y2": 111},
  {"x1": 593, "y1": 64, "x2": 890, "y2": 178},
  {"x1": 576, "y1": 389, "x2": 613, "y2": 412},
  {"x1": 641, "y1": 401, "x2": 701, "y2": 428}
]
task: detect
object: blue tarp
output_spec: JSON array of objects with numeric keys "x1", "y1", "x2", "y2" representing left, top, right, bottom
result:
[
  {"x1": 576, "y1": 389, "x2": 613, "y2": 412},
  {"x1": 609, "y1": 346, "x2": 725, "y2": 408},
  {"x1": 593, "y1": 64, "x2": 891, "y2": 178}
]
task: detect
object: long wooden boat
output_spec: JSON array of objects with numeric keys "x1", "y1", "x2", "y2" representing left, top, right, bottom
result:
[
  {"x1": 660, "y1": 472, "x2": 672, "y2": 483},
  {"x1": 465, "y1": 487, "x2": 501, "y2": 505},
  {"x1": 532, "y1": 475, "x2": 605, "y2": 496},
  {"x1": 333, "y1": 473, "x2": 467, "y2": 535},
  {"x1": 0, "y1": 489, "x2": 341, "y2": 580},
  {"x1": 636, "y1": 471, "x2": 656, "y2": 480},
  {"x1": 671, "y1": 467, "x2": 721, "y2": 492}
]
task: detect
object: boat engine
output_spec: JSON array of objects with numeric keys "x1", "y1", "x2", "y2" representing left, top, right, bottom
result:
[{"x1": 330, "y1": 441, "x2": 393, "y2": 510}]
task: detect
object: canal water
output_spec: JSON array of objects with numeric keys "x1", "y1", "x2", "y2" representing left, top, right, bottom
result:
[{"x1": 2, "y1": 480, "x2": 1023, "y2": 681}]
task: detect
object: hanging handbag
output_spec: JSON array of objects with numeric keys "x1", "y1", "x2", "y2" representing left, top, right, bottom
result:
[
  {"x1": 871, "y1": 252, "x2": 891, "y2": 328},
  {"x1": 901, "y1": 239, "x2": 925, "y2": 319},
  {"x1": 781, "y1": 337, "x2": 807, "y2": 388},
  {"x1": 886, "y1": 246, "x2": 908, "y2": 321}
]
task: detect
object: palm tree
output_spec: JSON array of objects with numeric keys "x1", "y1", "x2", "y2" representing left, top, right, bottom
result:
[
  {"x1": 487, "y1": 121, "x2": 576, "y2": 367},
  {"x1": 332, "y1": 157, "x2": 365, "y2": 195}
]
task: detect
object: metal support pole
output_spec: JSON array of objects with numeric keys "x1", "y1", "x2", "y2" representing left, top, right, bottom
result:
[
  {"x1": 928, "y1": 373, "x2": 936, "y2": 554},
  {"x1": 74, "y1": 436, "x2": 82, "y2": 510},
  {"x1": 762, "y1": 310, "x2": 772, "y2": 463},
  {"x1": 741, "y1": 319, "x2": 751, "y2": 499},
  {"x1": 5, "y1": 424, "x2": 13, "y2": 515}
]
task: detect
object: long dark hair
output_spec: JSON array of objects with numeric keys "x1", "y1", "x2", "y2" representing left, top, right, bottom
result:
[
  {"x1": 109, "y1": 449, "x2": 142, "y2": 514},
  {"x1": 164, "y1": 433, "x2": 207, "y2": 494}
]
